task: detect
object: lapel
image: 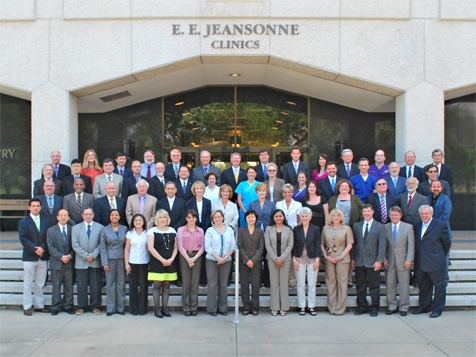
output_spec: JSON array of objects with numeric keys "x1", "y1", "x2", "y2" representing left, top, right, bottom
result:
[
  {"x1": 423, "y1": 219, "x2": 436, "y2": 238},
  {"x1": 303, "y1": 225, "x2": 314, "y2": 247},
  {"x1": 395, "y1": 223, "x2": 405, "y2": 244}
]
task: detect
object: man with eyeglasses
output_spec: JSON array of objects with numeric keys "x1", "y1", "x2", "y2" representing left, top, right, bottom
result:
[
  {"x1": 417, "y1": 165, "x2": 452, "y2": 200},
  {"x1": 366, "y1": 178, "x2": 397, "y2": 224}
]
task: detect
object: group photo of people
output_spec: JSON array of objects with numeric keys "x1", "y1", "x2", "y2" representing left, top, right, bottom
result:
[{"x1": 20, "y1": 146, "x2": 452, "y2": 319}]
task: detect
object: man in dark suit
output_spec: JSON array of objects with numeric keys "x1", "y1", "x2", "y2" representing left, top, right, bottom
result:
[
  {"x1": 254, "y1": 149, "x2": 280, "y2": 182},
  {"x1": 399, "y1": 150, "x2": 423, "y2": 182},
  {"x1": 384, "y1": 162, "x2": 407, "y2": 197},
  {"x1": 318, "y1": 161, "x2": 344, "y2": 200},
  {"x1": 63, "y1": 178, "x2": 95, "y2": 225},
  {"x1": 418, "y1": 164, "x2": 452, "y2": 200},
  {"x1": 193, "y1": 150, "x2": 221, "y2": 185},
  {"x1": 148, "y1": 162, "x2": 168, "y2": 201},
  {"x1": 164, "y1": 148, "x2": 191, "y2": 182},
  {"x1": 428, "y1": 149, "x2": 453, "y2": 196},
  {"x1": 175, "y1": 166, "x2": 194, "y2": 201},
  {"x1": 282, "y1": 145, "x2": 310, "y2": 186},
  {"x1": 18, "y1": 198, "x2": 50, "y2": 316},
  {"x1": 38, "y1": 180, "x2": 64, "y2": 229},
  {"x1": 47, "y1": 209, "x2": 75, "y2": 315},
  {"x1": 122, "y1": 160, "x2": 147, "y2": 199},
  {"x1": 428, "y1": 181, "x2": 452, "y2": 238},
  {"x1": 412, "y1": 205, "x2": 451, "y2": 318},
  {"x1": 220, "y1": 152, "x2": 247, "y2": 200},
  {"x1": 62, "y1": 159, "x2": 92, "y2": 195},
  {"x1": 336, "y1": 148, "x2": 359, "y2": 180},
  {"x1": 397, "y1": 177, "x2": 428, "y2": 226},
  {"x1": 33, "y1": 164, "x2": 62, "y2": 197},
  {"x1": 113, "y1": 151, "x2": 132, "y2": 179},
  {"x1": 48, "y1": 150, "x2": 71, "y2": 180},
  {"x1": 352, "y1": 204, "x2": 386, "y2": 317},
  {"x1": 93, "y1": 181, "x2": 127, "y2": 227},
  {"x1": 366, "y1": 178, "x2": 397, "y2": 224}
]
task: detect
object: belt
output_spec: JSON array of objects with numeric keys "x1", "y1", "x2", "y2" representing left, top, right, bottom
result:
[{"x1": 187, "y1": 250, "x2": 199, "y2": 254}]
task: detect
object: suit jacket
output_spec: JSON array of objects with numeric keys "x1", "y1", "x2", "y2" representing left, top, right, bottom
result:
[
  {"x1": 399, "y1": 165, "x2": 424, "y2": 182},
  {"x1": 414, "y1": 219, "x2": 451, "y2": 272},
  {"x1": 264, "y1": 225, "x2": 294, "y2": 262},
  {"x1": 122, "y1": 175, "x2": 147, "y2": 199},
  {"x1": 38, "y1": 194, "x2": 64, "y2": 228},
  {"x1": 248, "y1": 199, "x2": 275, "y2": 231},
  {"x1": 33, "y1": 178, "x2": 62, "y2": 197},
  {"x1": 263, "y1": 178, "x2": 286, "y2": 203},
  {"x1": 156, "y1": 197, "x2": 187, "y2": 231},
  {"x1": 41, "y1": 163, "x2": 71, "y2": 181},
  {"x1": 422, "y1": 163, "x2": 453, "y2": 189},
  {"x1": 220, "y1": 166, "x2": 247, "y2": 193},
  {"x1": 93, "y1": 173, "x2": 123, "y2": 199},
  {"x1": 193, "y1": 165, "x2": 221, "y2": 186},
  {"x1": 255, "y1": 163, "x2": 281, "y2": 182},
  {"x1": 47, "y1": 224, "x2": 75, "y2": 270},
  {"x1": 71, "y1": 221, "x2": 104, "y2": 269},
  {"x1": 384, "y1": 221, "x2": 414, "y2": 271},
  {"x1": 113, "y1": 166, "x2": 133, "y2": 179},
  {"x1": 366, "y1": 192, "x2": 397, "y2": 224},
  {"x1": 292, "y1": 224, "x2": 322, "y2": 259},
  {"x1": 147, "y1": 175, "x2": 168, "y2": 201},
  {"x1": 384, "y1": 176, "x2": 407, "y2": 197},
  {"x1": 418, "y1": 180, "x2": 452, "y2": 200},
  {"x1": 187, "y1": 197, "x2": 212, "y2": 230},
  {"x1": 336, "y1": 163, "x2": 359, "y2": 180},
  {"x1": 99, "y1": 224, "x2": 128, "y2": 266},
  {"x1": 61, "y1": 174, "x2": 92, "y2": 195},
  {"x1": 352, "y1": 220, "x2": 386, "y2": 268},
  {"x1": 174, "y1": 179, "x2": 194, "y2": 201},
  {"x1": 318, "y1": 175, "x2": 345, "y2": 201},
  {"x1": 282, "y1": 161, "x2": 310, "y2": 186},
  {"x1": 62, "y1": 192, "x2": 95, "y2": 225},
  {"x1": 164, "y1": 163, "x2": 191, "y2": 182},
  {"x1": 126, "y1": 194, "x2": 158, "y2": 229},
  {"x1": 237, "y1": 227, "x2": 264, "y2": 265},
  {"x1": 92, "y1": 195, "x2": 127, "y2": 227},
  {"x1": 397, "y1": 192, "x2": 428, "y2": 225},
  {"x1": 428, "y1": 194, "x2": 452, "y2": 238},
  {"x1": 18, "y1": 213, "x2": 50, "y2": 261}
]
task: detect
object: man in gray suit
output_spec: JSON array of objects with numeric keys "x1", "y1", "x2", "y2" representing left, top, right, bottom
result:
[
  {"x1": 72, "y1": 207, "x2": 104, "y2": 315},
  {"x1": 63, "y1": 178, "x2": 95, "y2": 225},
  {"x1": 353, "y1": 204, "x2": 387, "y2": 317},
  {"x1": 384, "y1": 206, "x2": 414, "y2": 316},
  {"x1": 126, "y1": 179, "x2": 157, "y2": 229},
  {"x1": 93, "y1": 158, "x2": 123, "y2": 199},
  {"x1": 397, "y1": 177, "x2": 428, "y2": 226},
  {"x1": 47, "y1": 209, "x2": 75, "y2": 315},
  {"x1": 193, "y1": 150, "x2": 221, "y2": 185}
]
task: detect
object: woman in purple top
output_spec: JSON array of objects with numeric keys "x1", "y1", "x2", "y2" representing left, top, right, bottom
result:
[
  {"x1": 311, "y1": 154, "x2": 329, "y2": 182},
  {"x1": 292, "y1": 172, "x2": 308, "y2": 202}
]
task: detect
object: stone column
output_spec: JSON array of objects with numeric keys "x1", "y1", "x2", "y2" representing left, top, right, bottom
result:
[
  {"x1": 395, "y1": 81, "x2": 445, "y2": 167},
  {"x1": 31, "y1": 82, "x2": 78, "y2": 183}
]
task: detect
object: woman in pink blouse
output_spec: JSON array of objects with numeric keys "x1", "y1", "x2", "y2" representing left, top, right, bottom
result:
[{"x1": 311, "y1": 153, "x2": 329, "y2": 182}]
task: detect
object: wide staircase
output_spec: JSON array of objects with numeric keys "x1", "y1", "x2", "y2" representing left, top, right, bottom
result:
[{"x1": 1, "y1": 250, "x2": 475, "y2": 310}]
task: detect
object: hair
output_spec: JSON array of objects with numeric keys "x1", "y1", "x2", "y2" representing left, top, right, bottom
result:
[
  {"x1": 363, "y1": 203, "x2": 374, "y2": 211},
  {"x1": 71, "y1": 158, "x2": 82, "y2": 166},
  {"x1": 245, "y1": 210, "x2": 258, "y2": 221},
  {"x1": 259, "y1": 148, "x2": 270, "y2": 155},
  {"x1": 165, "y1": 181, "x2": 177, "y2": 189},
  {"x1": 299, "y1": 207, "x2": 312, "y2": 217},
  {"x1": 267, "y1": 162, "x2": 278, "y2": 171},
  {"x1": 291, "y1": 145, "x2": 301, "y2": 153},
  {"x1": 130, "y1": 213, "x2": 147, "y2": 231},
  {"x1": 204, "y1": 171, "x2": 219, "y2": 181},
  {"x1": 219, "y1": 184, "x2": 234, "y2": 199},
  {"x1": 389, "y1": 206, "x2": 402, "y2": 215},
  {"x1": 185, "y1": 209, "x2": 199, "y2": 220},
  {"x1": 230, "y1": 152, "x2": 241, "y2": 159},
  {"x1": 191, "y1": 180, "x2": 206, "y2": 195},
  {"x1": 327, "y1": 208, "x2": 345, "y2": 225},
  {"x1": 432, "y1": 148, "x2": 444, "y2": 155},
  {"x1": 144, "y1": 149, "x2": 155, "y2": 157},
  {"x1": 269, "y1": 209, "x2": 290, "y2": 227},
  {"x1": 135, "y1": 179, "x2": 150, "y2": 188},
  {"x1": 155, "y1": 209, "x2": 171, "y2": 225},
  {"x1": 358, "y1": 157, "x2": 369, "y2": 164},
  {"x1": 255, "y1": 182, "x2": 269, "y2": 193},
  {"x1": 326, "y1": 160, "x2": 337, "y2": 167},
  {"x1": 303, "y1": 180, "x2": 319, "y2": 201},
  {"x1": 295, "y1": 171, "x2": 308, "y2": 189},
  {"x1": 424, "y1": 164, "x2": 439, "y2": 173},
  {"x1": 430, "y1": 180, "x2": 442, "y2": 187},
  {"x1": 418, "y1": 205, "x2": 434, "y2": 214},
  {"x1": 115, "y1": 151, "x2": 126, "y2": 159},
  {"x1": 82, "y1": 149, "x2": 101, "y2": 171},
  {"x1": 335, "y1": 179, "x2": 353, "y2": 194},
  {"x1": 318, "y1": 153, "x2": 329, "y2": 169},
  {"x1": 108, "y1": 209, "x2": 122, "y2": 222},
  {"x1": 406, "y1": 177, "x2": 420, "y2": 188},
  {"x1": 82, "y1": 207, "x2": 94, "y2": 215},
  {"x1": 210, "y1": 209, "x2": 225, "y2": 223},
  {"x1": 42, "y1": 163, "x2": 54, "y2": 172},
  {"x1": 28, "y1": 198, "x2": 41, "y2": 206},
  {"x1": 246, "y1": 166, "x2": 257, "y2": 174},
  {"x1": 341, "y1": 148, "x2": 353, "y2": 156},
  {"x1": 102, "y1": 158, "x2": 114, "y2": 166},
  {"x1": 281, "y1": 183, "x2": 294, "y2": 194}
]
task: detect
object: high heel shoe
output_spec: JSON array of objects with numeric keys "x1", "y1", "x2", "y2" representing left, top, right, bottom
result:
[
  {"x1": 162, "y1": 308, "x2": 171, "y2": 317},
  {"x1": 154, "y1": 309, "x2": 163, "y2": 318}
]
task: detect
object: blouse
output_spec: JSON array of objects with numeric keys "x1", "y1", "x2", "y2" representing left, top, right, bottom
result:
[
  {"x1": 204, "y1": 186, "x2": 220, "y2": 207},
  {"x1": 125, "y1": 228, "x2": 150, "y2": 264},
  {"x1": 80, "y1": 166, "x2": 103, "y2": 187},
  {"x1": 275, "y1": 199, "x2": 302, "y2": 228},
  {"x1": 205, "y1": 225, "x2": 236, "y2": 262},
  {"x1": 311, "y1": 170, "x2": 328, "y2": 182},
  {"x1": 176, "y1": 225, "x2": 205, "y2": 256},
  {"x1": 212, "y1": 200, "x2": 239, "y2": 230}
]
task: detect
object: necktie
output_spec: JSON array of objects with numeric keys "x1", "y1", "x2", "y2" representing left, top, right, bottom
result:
[
  {"x1": 62, "y1": 226, "x2": 67, "y2": 241},
  {"x1": 120, "y1": 169, "x2": 123, "y2": 176},
  {"x1": 174, "y1": 165, "x2": 178, "y2": 179},
  {"x1": 346, "y1": 164, "x2": 351, "y2": 177},
  {"x1": 77, "y1": 193, "x2": 82, "y2": 213},
  {"x1": 87, "y1": 224, "x2": 91, "y2": 239},
  {"x1": 393, "y1": 178, "x2": 397, "y2": 189},
  {"x1": 54, "y1": 165, "x2": 59, "y2": 177},
  {"x1": 331, "y1": 178, "x2": 335, "y2": 192},
  {"x1": 364, "y1": 223, "x2": 369, "y2": 239},
  {"x1": 408, "y1": 166, "x2": 413, "y2": 178},
  {"x1": 74, "y1": 176, "x2": 79, "y2": 180},
  {"x1": 234, "y1": 169, "x2": 238, "y2": 184},
  {"x1": 421, "y1": 223, "x2": 428, "y2": 238},
  {"x1": 160, "y1": 179, "x2": 165, "y2": 188},
  {"x1": 203, "y1": 166, "x2": 208, "y2": 175},
  {"x1": 139, "y1": 196, "x2": 145, "y2": 214},
  {"x1": 393, "y1": 225, "x2": 397, "y2": 243},
  {"x1": 407, "y1": 195, "x2": 413, "y2": 208},
  {"x1": 263, "y1": 165, "x2": 267, "y2": 180},
  {"x1": 109, "y1": 197, "x2": 116, "y2": 209},
  {"x1": 147, "y1": 165, "x2": 151, "y2": 179},
  {"x1": 107, "y1": 175, "x2": 112, "y2": 181},
  {"x1": 294, "y1": 163, "x2": 298, "y2": 174},
  {"x1": 380, "y1": 194, "x2": 387, "y2": 222},
  {"x1": 48, "y1": 197, "x2": 53, "y2": 214},
  {"x1": 183, "y1": 181, "x2": 187, "y2": 195},
  {"x1": 34, "y1": 216, "x2": 40, "y2": 230}
]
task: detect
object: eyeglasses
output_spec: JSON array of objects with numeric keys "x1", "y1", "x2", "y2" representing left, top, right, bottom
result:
[
  {"x1": 377, "y1": 183, "x2": 387, "y2": 186},
  {"x1": 267, "y1": 169, "x2": 277, "y2": 172},
  {"x1": 428, "y1": 170, "x2": 438, "y2": 173}
]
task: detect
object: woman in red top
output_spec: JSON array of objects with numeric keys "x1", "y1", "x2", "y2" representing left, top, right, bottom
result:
[{"x1": 80, "y1": 149, "x2": 103, "y2": 187}]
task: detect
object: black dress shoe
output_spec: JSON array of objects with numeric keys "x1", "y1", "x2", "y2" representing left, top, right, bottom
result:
[
  {"x1": 209, "y1": 312, "x2": 217, "y2": 317},
  {"x1": 218, "y1": 311, "x2": 228, "y2": 316},
  {"x1": 162, "y1": 309, "x2": 171, "y2": 317},
  {"x1": 106, "y1": 312, "x2": 113, "y2": 316},
  {"x1": 132, "y1": 313, "x2": 138, "y2": 316},
  {"x1": 191, "y1": 311, "x2": 197, "y2": 316},
  {"x1": 400, "y1": 311, "x2": 407, "y2": 316},
  {"x1": 429, "y1": 312, "x2": 441, "y2": 318},
  {"x1": 51, "y1": 310, "x2": 59, "y2": 316},
  {"x1": 386, "y1": 309, "x2": 397, "y2": 315},
  {"x1": 117, "y1": 312, "x2": 125, "y2": 315},
  {"x1": 412, "y1": 308, "x2": 429, "y2": 315},
  {"x1": 154, "y1": 310, "x2": 163, "y2": 318},
  {"x1": 370, "y1": 310, "x2": 378, "y2": 317},
  {"x1": 66, "y1": 308, "x2": 75, "y2": 315},
  {"x1": 354, "y1": 309, "x2": 369, "y2": 315},
  {"x1": 184, "y1": 311, "x2": 191, "y2": 316}
]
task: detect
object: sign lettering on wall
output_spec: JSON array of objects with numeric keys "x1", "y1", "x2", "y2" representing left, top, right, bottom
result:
[
  {"x1": 0, "y1": 149, "x2": 16, "y2": 158},
  {"x1": 172, "y1": 23, "x2": 300, "y2": 49}
]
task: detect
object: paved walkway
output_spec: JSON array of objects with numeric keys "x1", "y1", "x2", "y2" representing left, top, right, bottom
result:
[{"x1": 0, "y1": 309, "x2": 475, "y2": 356}]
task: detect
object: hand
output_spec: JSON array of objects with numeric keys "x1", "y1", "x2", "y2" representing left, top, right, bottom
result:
[
  {"x1": 404, "y1": 260, "x2": 412, "y2": 270},
  {"x1": 293, "y1": 261, "x2": 299, "y2": 271},
  {"x1": 61, "y1": 255, "x2": 70, "y2": 264},
  {"x1": 246, "y1": 260, "x2": 254, "y2": 269},
  {"x1": 188, "y1": 262, "x2": 195, "y2": 268},
  {"x1": 104, "y1": 265, "x2": 109, "y2": 272},
  {"x1": 351, "y1": 259, "x2": 355, "y2": 267},
  {"x1": 383, "y1": 259, "x2": 389, "y2": 270},
  {"x1": 313, "y1": 260, "x2": 320, "y2": 271},
  {"x1": 275, "y1": 258, "x2": 283, "y2": 268},
  {"x1": 125, "y1": 264, "x2": 131, "y2": 274},
  {"x1": 86, "y1": 254, "x2": 93, "y2": 262},
  {"x1": 34, "y1": 247, "x2": 44, "y2": 256},
  {"x1": 373, "y1": 261, "x2": 382, "y2": 271},
  {"x1": 162, "y1": 259, "x2": 171, "y2": 266}
]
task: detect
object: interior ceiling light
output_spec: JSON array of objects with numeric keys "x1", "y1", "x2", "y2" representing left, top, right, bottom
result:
[
  {"x1": 175, "y1": 101, "x2": 185, "y2": 106},
  {"x1": 275, "y1": 120, "x2": 283, "y2": 124},
  {"x1": 183, "y1": 112, "x2": 191, "y2": 116},
  {"x1": 287, "y1": 101, "x2": 296, "y2": 105},
  {"x1": 230, "y1": 73, "x2": 241, "y2": 77},
  {"x1": 281, "y1": 111, "x2": 289, "y2": 115}
]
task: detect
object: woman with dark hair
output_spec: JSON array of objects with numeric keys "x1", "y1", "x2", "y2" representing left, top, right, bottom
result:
[
  {"x1": 100, "y1": 209, "x2": 128, "y2": 316},
  {"x1": 124, "y1": 213, "x2": 149, "y2": 316},
  {"x1": 236, "y1": 166, "x2": 260, "y2": 227},
  {"x1": 293, "y1": 171, "x2": 308, "y2": 202},
  {"x1": 176, "y1": 209, "x2": 205, "y2": 316},
  {"x1": 203, "y1": 171, "x2": 220, "y2": 207},
  {"x1": 311, "y1": 153, "x2": 329, "y2": 182},
  {"x1": 301, "y1": 180, "x2": 327, "y2": 233},
  {"x1": 237, "y1": 210, "x2": 264, "y2": 316},
  {"x1": 265, "y1": 209, "x2": 294, "y2": 316}
]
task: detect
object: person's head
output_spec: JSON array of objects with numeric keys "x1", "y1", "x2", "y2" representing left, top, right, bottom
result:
[
  {"x1": 191, "y1": 181, "x2": 206, "y2": 197},
  {"x1": 388, "y1": 162, "x2": 400, "y2": 178},
  {"x1": 185, "y1": 209, "x2": 199, "y2": 225},
  {"x1": 43, "y1": 180, "x2": 56, "y2": 196},
  {"x1": 425, "y1": 164, "x2": 439, "y2": 181},
  {"x1": 155, "y1": 209, "x2": 171, "y2": 226},
  {"x1": 304, "y1": 180, "x2": 319, "y2": 201},
  {"x1": 404, "y1": 151, "x2": 416, "y2": 166},
  {"x1": 230, "y1": 152, "x2": 241, "y2": 167},
  {"x1": 178, "y1": 166, "x2": 190, "y2": 180},
  {"x1": 115, "y1": 151, "x2": 127, "y2": 167},
  {"x1": 255, "y1": 182, "x2": 269, "y2": 199},
  {"x1": 389, "y1": 206, "x2": 403, "y2": 225},
  {"x1": 131, "y1": 160, "x2": 142, "y2": 176},
  {"x1": 341, "y1": 149, "x2": 353, "y2": 164},
  {"x1": 108, "y1": 209, "x2": 121, "y2": 224},
  {"x1": 327, "y1": 208, "x2": 345, "y2": 225},
  {"x1": 269, "y1": 209, "x2": 288, "y2": 227},
  {"x1": 50, "y1": 150, "x2": 61, "y2": 165},
  {"x1": 326, "y1": 161, "x2": 337, "y2": 177},
  {"x1": 245, "y1": 210, "x2": 257, "y2": 225},
  {"x1": 290, "y1": 146, "x2": 302, "y2": 162},
  {"x1": 155, "y1": 162, "x2": 165, "y2": 177},
  {"x1": 259, "y1": 149, "x2": 270, "y2": 164},
  {"x1": 406, "y1": 177, "x2": 419, "y2": 193},
  {"x1": 336, "y1": 179, "x2": 353, "y2": 195},
  {"x1": 299, "y1": 207, "x2": 312, "y2": 224},
  {"x1": 430, "y1": 180, "x2": 443, "y2": 197},
  {"x1": 56, "y1": 209, "x2": 69, "y2": 226},
  {"x1": 375, "y1": 178, "x2": 388, "y2": 195},
  {"x1": 82, "y1": 207, "x2": 95, "y2": 224},
  {"x1": 42, "y1": 164, "x2": 54, "y2": 179},
  {"x1": 143, "y1": 150, "x2": 155, "y2": 164},
  {"x1": 211, "y1": 209, "x2": 225, "y2": 225},
  {"x1": 297, "y1": 171, "x2": 307, "y2": 186},
  {"x1": 432, "y1": 149, "x2": 444, "y2": 165},
  {"x1": 83, "y1": 149, "x2": 99, "y2": 168},
  {"x1": 318, "y1": 154, "x2": 328, "y2": 169},
  {"x1": 266, "y1": 162, "x2": 278, "y2": 178},
  {"x1": 358, "y1": 158, "x2": 369, "y2": 174},
  {"x1": 281, "y1": 183, "x2": 294, "y2": 200},
  {"x1": 200, "y1": 150, "x2": 212, "y2": 166},
  {"x1": 71, "y1": 159, "x2": 82, "y2": 175},
  {"x1": 102, "y1": 158, "x2": 114, "y2": 175},
  {"x1": 219, "y1": 184, "x2": 234, "y2": 200},
  {"x1": 130, "y1": 214, "x2": 147, "y2": 231},
  {"x1": 246, "y1": 166, "x2": 257, "y2": 180},
  {"x1": 170, "y1": 148, "x2": 182, "y2": 164},
  {"x1": 28, "y1": 198, "x2": 42, "y2": 215},
  {"x1": 204, "y1": 171, "x2": 218, "y2": 186},
  {"x1": 105, "y1": 181, "x2": 117, "y2": 197},
  {"x1": 164, "y1": 182, "x2": 177, "y2": 198},
  {"x1": 362, "y1": 203, "x2": 374, "y2": 221},
  {"x1": 136, "y1": 179, "x2": 149, "y2": 196},
  {"x1": 374, "y1": 150, "x2": 386, "y2": 165},
  {"x1": 73, "y1": 178, "x2": 85, "y2": 194},
  {"x1": 419, "y1": 205, "x2": 433, "y2": 224}
]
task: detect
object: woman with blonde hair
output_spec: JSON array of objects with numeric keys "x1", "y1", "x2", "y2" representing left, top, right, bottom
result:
[
  {"x1": 263, "y1": 162, "x2": 285, "y2": 203},
  {"x1": 80, "y1": 149, "x2": 103, "y2": 186}
]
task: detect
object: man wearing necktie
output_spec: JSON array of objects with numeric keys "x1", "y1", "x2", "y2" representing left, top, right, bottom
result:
[
  {"x1": 48, "y1": 150, "x2": 71, "y2": 180},
  {"x1": 282, "y1": 146, "x2": 310, "y2": 186},
  {"x1": 220, "y1": 152, "x2": 246, "y2": 201},
  {"x1": 140, "y1": 150, "x2": 155, "y2": 179},
  {"x1": 336, "y1": 148, "x2": 359, "y2": 180},
  {"x1": 126, "y1": 179, "x2": 157, "y2": 229},
  {"x1": 122, "y1": 160, "x2": 148, "y2": 199},
  {"x1": 193, "y1": 150, "x2": 222, "y2": 185},
  {"x1": 399, "y1": 151, "x2": 423, "y2": 182},
  {"x1": 412, "y1": 205, "x2": 450, "y2": 318},
  {"x1": 366, "y1": 178, "x2": 397, "y2": 224},
  {"x1": 318, "y1": 161, "x2": 345, "y2": 200},
  {"x1": 255, "y1": 149, "x2": 280, "y2": 182},
  {"x1": 63, "y1": 178, "x2": 95, "y2": 225},
  {"x1": 113, "y1": 151, "x2": 132, "y2": 179},
  {"x1": 38, "y1": 180, "x2": 64, "y2": 228},
  {"x1": 397, "y1": 177, "x2": 427, "y2": 226},
  {"x1": 174, "y1": 166, "x2": 194, "y2": 201},
  {"x1": 383, "y1": 206, "x2": 414, "y2": 316},
  {"x1": 93, "y1": 158, "x2": 123, "y2": 199},
  {"x1": 62, "y1": 159, "x2": 93, "y2": 195},
  {"x1": 92, "y1": 182, "x2": 127, "y2": 227},
  {"x1": 384, "y1": 162, "x2": 407, "y2": 197},
  {"x1": 148, "y1": 162, "x2": 168, "y2": 201},
  {"x1": 33, "y1": 163, "x2": 62, "y2": 197}
]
